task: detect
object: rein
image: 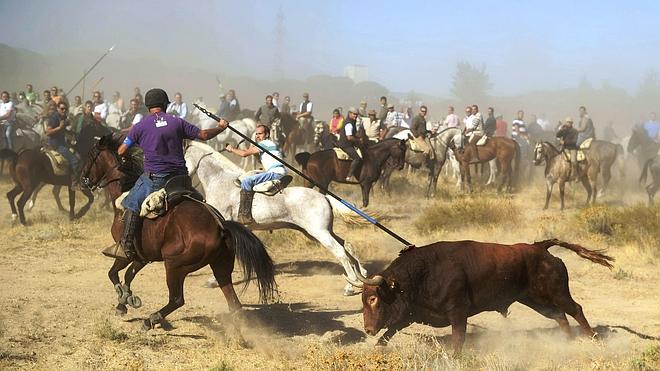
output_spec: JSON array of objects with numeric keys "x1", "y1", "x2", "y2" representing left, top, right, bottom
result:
[{"x1": 82, "y1": 148, "x2": 122, "y2": 191}]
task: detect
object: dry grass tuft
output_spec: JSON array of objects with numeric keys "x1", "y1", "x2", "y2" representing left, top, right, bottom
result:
[
  {"x1": 95, "y1": 319, "x2": 128, "y2": 342},
  {"x1": 415, "y1": 195, "x2": 519, "y2": 233}
]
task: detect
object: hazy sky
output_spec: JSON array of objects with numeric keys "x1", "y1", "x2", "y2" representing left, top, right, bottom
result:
[{"x1": 2, "y1": 0, "x2": 659, "y2": 96}]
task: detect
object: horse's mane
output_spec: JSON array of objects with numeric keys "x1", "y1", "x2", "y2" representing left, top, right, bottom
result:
[
  {"x1": 434, "y1": 126, "x2": 462, "y2": 136},
  {"x1": 542, "y1": 141, "x2": 561, "y2": 153},
  {"x1": 187, "y1": 140, "x2": 245, "y2": 175}
]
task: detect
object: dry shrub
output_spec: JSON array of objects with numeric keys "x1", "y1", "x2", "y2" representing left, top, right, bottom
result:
[
  {"x1": 304, "y1": 343, "x2": 404, "y2": 371},
  {"x1": 415, "y1": 196, "x2": 518, "y2": 233},
  {"x1": 629, "y1": 343, "x2": 660, "y2": 370},
  {"x1": 574, "y1": 204, "x2": 660, "y2": 256},
  {"x1": 95, "y1": 319, "x2": 128, "y2": 342}
]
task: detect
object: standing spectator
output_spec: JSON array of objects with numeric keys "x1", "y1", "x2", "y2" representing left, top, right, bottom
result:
[
  {"x1": 51, "y1": 86, "x2": 62, "y2": 105},
  {"x1": 495, "y1": 115, "x2": 508, "y2": 137},
  {"x1": 25, "y1": 84, "x2": 37, "y2": 105},
  {"x1": 92, "y1": 91, "x2": 108, "y2": 123},
  {"x1": 358, "y1": 100, "x2": 368, "y2": 117},
  {"x1": 642, "y1": 112, "x2": 659, "y2": 142},
  {"x1": 329, "y1": 108, "x2": 344, "y2": 135},
  {"x1": 512, "y1": 110, "x2": 528, "y2": 142},
  {"x1": 226, "y1": 89, "x2": 241, "y2": 121},
  {"x1": 377, "y1": 96, "x2": 388, "y2": 123},
  {"x1": 69, "y1": 96, "x2": 83, "y2": 117},
  {"x1": 72, "y1": 100, "x2": 95, "y2": 135},
  {"x1": 443, "y1": 105, "x2": 459, "y2": 128},
  {"x1": 40, "y1": 89, "x2": 52, "y2": 107},
  {"x1": 216, "y1": 93, "x2": 230, "y2": 119},
  {"x1": 484, "y1": 107, "x2": 496, "y2": 136},
  {"x1": 254, "y1": 94, "x2": 280, "y2": 126},
  {"x1": 272, "y1": 92, "x2": 280, "y2": 108},
  {"x1": 281, "y1": 96, "x2": 291, "y2": 114},
  {"x1": 1, "y1": 91, "x2": 17, "y2": 149},
  {"x1": 166, "y1": 92, "x2": 188, "y2": 119},
  {"x1": 120, "y1": 98, "x2": 144, "y2": 130}
]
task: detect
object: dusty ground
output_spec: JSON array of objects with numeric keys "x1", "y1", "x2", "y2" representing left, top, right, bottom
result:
[{"x1": 0, "y1": 169, "x2": 658, "y2": 370}]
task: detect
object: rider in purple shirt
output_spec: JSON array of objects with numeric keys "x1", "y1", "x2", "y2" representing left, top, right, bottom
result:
[{"x1": 113, "y1": 88, "x2": 229, "y2": 261}]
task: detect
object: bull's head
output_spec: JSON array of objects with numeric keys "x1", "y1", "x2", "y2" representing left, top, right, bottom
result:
[{"x1": 344, "y1": 252, "x2": 404, "y2": 336}]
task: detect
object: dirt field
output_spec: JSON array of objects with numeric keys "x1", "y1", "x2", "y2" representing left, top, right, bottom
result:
[{"x1": 0, "y1": 171, "x2": 658, "y2": 370}]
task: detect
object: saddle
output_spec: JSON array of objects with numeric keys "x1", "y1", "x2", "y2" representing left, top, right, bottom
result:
[
  {"x1": 562, "y1": 149, "x2": 587, "y2": 163},
  {"x1": 408, "y1": 139, "x2": 424, "y2": 152},
  {"x1": 141, "y1": 175, "x2": 206, "y2": 219},
  {"x1": 234, "y1": 171, "x2": 294, "y2": 196},
  {"x1": 333, "y1": 147, "x2": 362, "y2": 161},
  {"x1": 42, "y1": 149, "x2": 69, "y2": 176}
]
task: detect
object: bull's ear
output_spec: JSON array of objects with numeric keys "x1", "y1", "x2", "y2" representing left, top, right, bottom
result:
[{"x1": 389, "y1": 280, "x2": 400, "y2": 291}]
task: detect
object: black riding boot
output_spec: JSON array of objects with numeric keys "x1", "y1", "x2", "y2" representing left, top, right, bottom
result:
[
  {"x1": 346, "y1": 159, "x2": 360, "y2": 182},
  {"x1": 120, "y1": 209, "x2": 142, "y2": 260},
  {"x1": 238, "y1": 190, "x2": 255, "y2": 224}
]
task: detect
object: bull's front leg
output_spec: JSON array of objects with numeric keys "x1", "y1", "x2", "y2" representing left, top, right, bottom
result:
[
  {"x1": 448, "y1": 309, "x2": 468, "y2": 355},
  {"x1": 376, "y1": 321, "x2": 410, "y2": 346}
]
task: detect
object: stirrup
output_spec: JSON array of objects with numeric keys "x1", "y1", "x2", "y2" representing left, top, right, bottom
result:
[
  {"x1": 102, "y1": 243, "x2": 128, "y2": 259},
  {"x1": 233, "y1": 178, "x2": 241, "y2": 188}
]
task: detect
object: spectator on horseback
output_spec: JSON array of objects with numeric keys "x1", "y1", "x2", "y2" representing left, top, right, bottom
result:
[
  {"x1": 378, "y1": 96, "x2": 388, "y2": 123},
  {"x1": 329, "y1": 108, "x2": 344, "y2": 135},
  {"x1": 484, "y1": 107, "x2": 497, "y2": 137},
  {"x1": 358, "y1": 101, "x2": 368, "y2": 118},
  {"x1": 556, "y1": 117, "x2": 580, "y2": 180},
  {"x1": 255, "y1": 94, "x2": 280, "y2": 126},
  {"x1": 116, "y1": 88, "x2": 229, "y2": 260},
  {"x1": 339, "y1": 107, "x2": 365, "y2": 182},
  {"x1": 25, "y1": 84, "x2": 37, "y2": 106},
  {"x1": 465, "y1": 104, "x2": 484, "y2": 146},
  {"x1": 512, "y1": 110, "x2": 529, "y2": 143},
  {"x1": 364, "y1": 109, "x2": 385, "y2": 143},
  {"x1": 272, "y1": 92, "x2": 280, "y2": 108},
  {"x1": 411, "y1": 105, "x2": 434, "y2": 158},
  {"x1": 216, "y1": 93, "x2": 229, "y2": 118},
  {"x1": 443, "y1": 105, "x2": 459, "y2": 129},
  {"x1": 1, "y1": 91, "x2": 17, "y2": 150},
  {"x1": 226, "y1": 124, "x2": 286, "y2": 224},
  {"x1": 69, "y1": 95, "x2": 83, "y2": 117},
  {"x1": 281, "y1": 95, "x2": 291, "y2": 114},
  {"x1": 45, "y1": 102, "x2": 79, "y2": 179},
  {"x1": 296, "y1": 92, "x2": 314, "y2": 131},
  {"x1": 462, "y1": 106, "x2": 473, "y2": 130},
  {"x1": 166, "y1": 92, "x2": 188, "y2": 119},
  {"x1": 576, "y1": 106, "x2": 595, "y2": 146}
]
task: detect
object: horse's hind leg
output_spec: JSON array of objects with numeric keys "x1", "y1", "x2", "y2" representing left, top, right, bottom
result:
[
  {"x1": 27, "y1": 183, "x2": 46, "y2": 211},
  {"x1": 7, "y1": 185, "x2": 22, "y2": 220},
  {"x1": 67, "y1": 186, "x2": 76, "y2": 220},
  {"x1": 143, "y1": 263, "x2": 192, "y2": 330},
  {"x1": 16, "y1": 186, "x2": 35, "y2": 225},
  {"x1": 53, "y1": 185, "x2": 66, "y2": 212}
]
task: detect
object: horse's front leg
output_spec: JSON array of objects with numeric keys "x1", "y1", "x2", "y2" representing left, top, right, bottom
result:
[
  {"x1": 108, "y1": 258, "x2": 131, "y2": 315},
  {"x1": 361, "y1": 182, "x2": 372, "y2": 208},
  {"x1": 559, "y1": 180, "x2": 566, "y2": 211},
  {"x1": 544, "y1": 179, "x2": 554, "y2": 210},
  {"x1": 74, "y1": 189, "x2": 95, "y2": 219}
]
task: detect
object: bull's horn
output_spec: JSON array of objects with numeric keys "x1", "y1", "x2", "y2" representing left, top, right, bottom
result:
[
  {"x1": 343, "y1": 275, "x2": 363, "y2": 288},
  {"x1": 356, "y1": 273, "x2": 385, "y2": 286}
]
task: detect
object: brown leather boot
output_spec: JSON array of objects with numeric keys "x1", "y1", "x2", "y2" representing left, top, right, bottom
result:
[{"x1": 238, "y1": 190, "x2": 255, "y2": 224}]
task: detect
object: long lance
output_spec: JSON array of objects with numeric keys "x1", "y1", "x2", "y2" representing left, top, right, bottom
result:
[
  {"x1": 193, "y1": 104, "x2": 413, "y2": 247},
  {"x1": 65, "y1": 45, "x2": 115, "y2": 97}
]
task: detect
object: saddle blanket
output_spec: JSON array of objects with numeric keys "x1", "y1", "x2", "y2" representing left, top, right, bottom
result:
[
  {"x1": 562, "y1": 150, "x2": 587, "y2": 163},
  {"x1": 409, "y1": 138, "x2": 423, "y2": 152},
  {"x1": 579, "y1": 137, "x2": 593, "y2": 149},
  {"x1": 115, "y1": 190, "x2": 167, "y2": 219},
  {"x1": 334, "y1": 147, "x2": 362, "y2": 161},
  {"x1": 42, "y1": 149, "x2": 69, "y2": 176}
]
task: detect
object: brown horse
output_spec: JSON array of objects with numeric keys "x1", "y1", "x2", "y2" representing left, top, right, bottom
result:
[
  {"x1": 1, "y1": 148, "x2": 94, "y2": 225},
  {"x1": 451, "y1": 135, "x2": 520, "y2": 193},
  {"x1": 295, "y1": 138, "x2": 407, "y2": 207},
  {"x1": 80, "y1": 134, "x2": 276, "y2": 330},
  {"x1": 533, "y1": 141, "x2": 594, "y2": 210}
]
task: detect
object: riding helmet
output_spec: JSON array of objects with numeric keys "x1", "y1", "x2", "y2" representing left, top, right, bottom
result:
[{"x1": 144, "y1": 88, "x2": 170, "y2": 109}]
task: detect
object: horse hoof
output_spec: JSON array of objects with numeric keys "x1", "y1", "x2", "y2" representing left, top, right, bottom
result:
[
  {"x1": 203, "y1": 277, "x2": 219, "y2": 288},
  {"x1": 142, "y1": 319, "x2": 154, "y2": 331},
  {"x1": 116, "y1": 304, "x2": 128, "y2": 316},
  {"x1": 127, "y1": 295, "x2": 142, "y2": 309},
  {"x1": 11, "y1": 214, "x2": 18, "y2": 223}
]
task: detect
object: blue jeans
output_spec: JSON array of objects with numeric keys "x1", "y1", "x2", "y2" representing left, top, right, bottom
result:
[
  {"x1": 56, "y1": 146, "x2": 79, "y2": 171},
  {"x1": 241, "y1": 171, "x2": 284, "y2": 191},
  {"x1": 3, "y1": 122, "x2": 13, "y2": 150},
  {"x1": 122, "y1": 173, "x2": 178, "y2": 212}
]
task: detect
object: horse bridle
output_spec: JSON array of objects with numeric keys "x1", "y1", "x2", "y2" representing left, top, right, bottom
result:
[{"x1": 81, "y1": 147, "x2": 122, "y2": 191}]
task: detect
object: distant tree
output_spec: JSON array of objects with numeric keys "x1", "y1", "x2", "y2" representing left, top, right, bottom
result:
[
  {"x1": 636, "y1": 70, "x2": 660, "y2": 111},
  {"x1": 450, "y1": 61, "x2": 492, "y2": 104}
]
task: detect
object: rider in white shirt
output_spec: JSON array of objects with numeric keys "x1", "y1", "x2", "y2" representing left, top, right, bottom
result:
[{"x1": 0, "y1": 91, "x2": 17, "y2": 149}]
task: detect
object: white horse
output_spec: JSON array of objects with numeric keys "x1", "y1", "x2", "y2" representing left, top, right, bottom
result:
[
  {"x1": 190, "y1": 98, "x2": 256, "y2": 169},
  {"x1": 184, "y1": 141, "x2": 368, "y2": 296}
]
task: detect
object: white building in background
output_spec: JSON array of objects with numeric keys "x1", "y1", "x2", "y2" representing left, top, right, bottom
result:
[{"x1": 344, "y1": 65, "x2": 369, "y2": 83}]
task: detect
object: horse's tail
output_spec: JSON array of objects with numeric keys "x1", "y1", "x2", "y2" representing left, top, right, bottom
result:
[
  {"x1": 639, "y1": 157, "x2": 652, "y2": 185},
  {"x1": 295, "y1": 152, "x2": 311, "y2": 170},
  {"x1": 222, "y1": 221, "x2": 277, "y2": 303},
  {"x1": 0, "y1": 149, "x2": 19, "y2": 174},
  {"x1": 534, "y1": 239, "x2": 614, "y2": 269}
]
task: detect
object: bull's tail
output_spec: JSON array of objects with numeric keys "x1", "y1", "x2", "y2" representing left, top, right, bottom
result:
[
  {"x1": 639, "y1": 158, "x2": 652, "y2": 185},
  {"x1": 534, "y1": 238, "x2": 615, "y2": 269},
  {"x1": 295, "y1": 152, "x2": 311, "y2": 170}
]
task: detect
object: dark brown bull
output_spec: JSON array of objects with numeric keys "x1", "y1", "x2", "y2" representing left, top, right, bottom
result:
[{"x1": 345, "y1": 239, "x2": 614, "y2": 354}]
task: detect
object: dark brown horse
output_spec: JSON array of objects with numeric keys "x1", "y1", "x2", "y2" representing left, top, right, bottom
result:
[
  {"x1": 1, "y1": 148, "x2": 95, "y2": 225},
  {"x1": 80, "y1": 134, "x2": 276, "y2": 331},
  {"x1": 451, "y1": 135, "x2": 520, "y2": 193},
  {"x1": 295, "y1": 138, "x2": 407, "y2": 207}
]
